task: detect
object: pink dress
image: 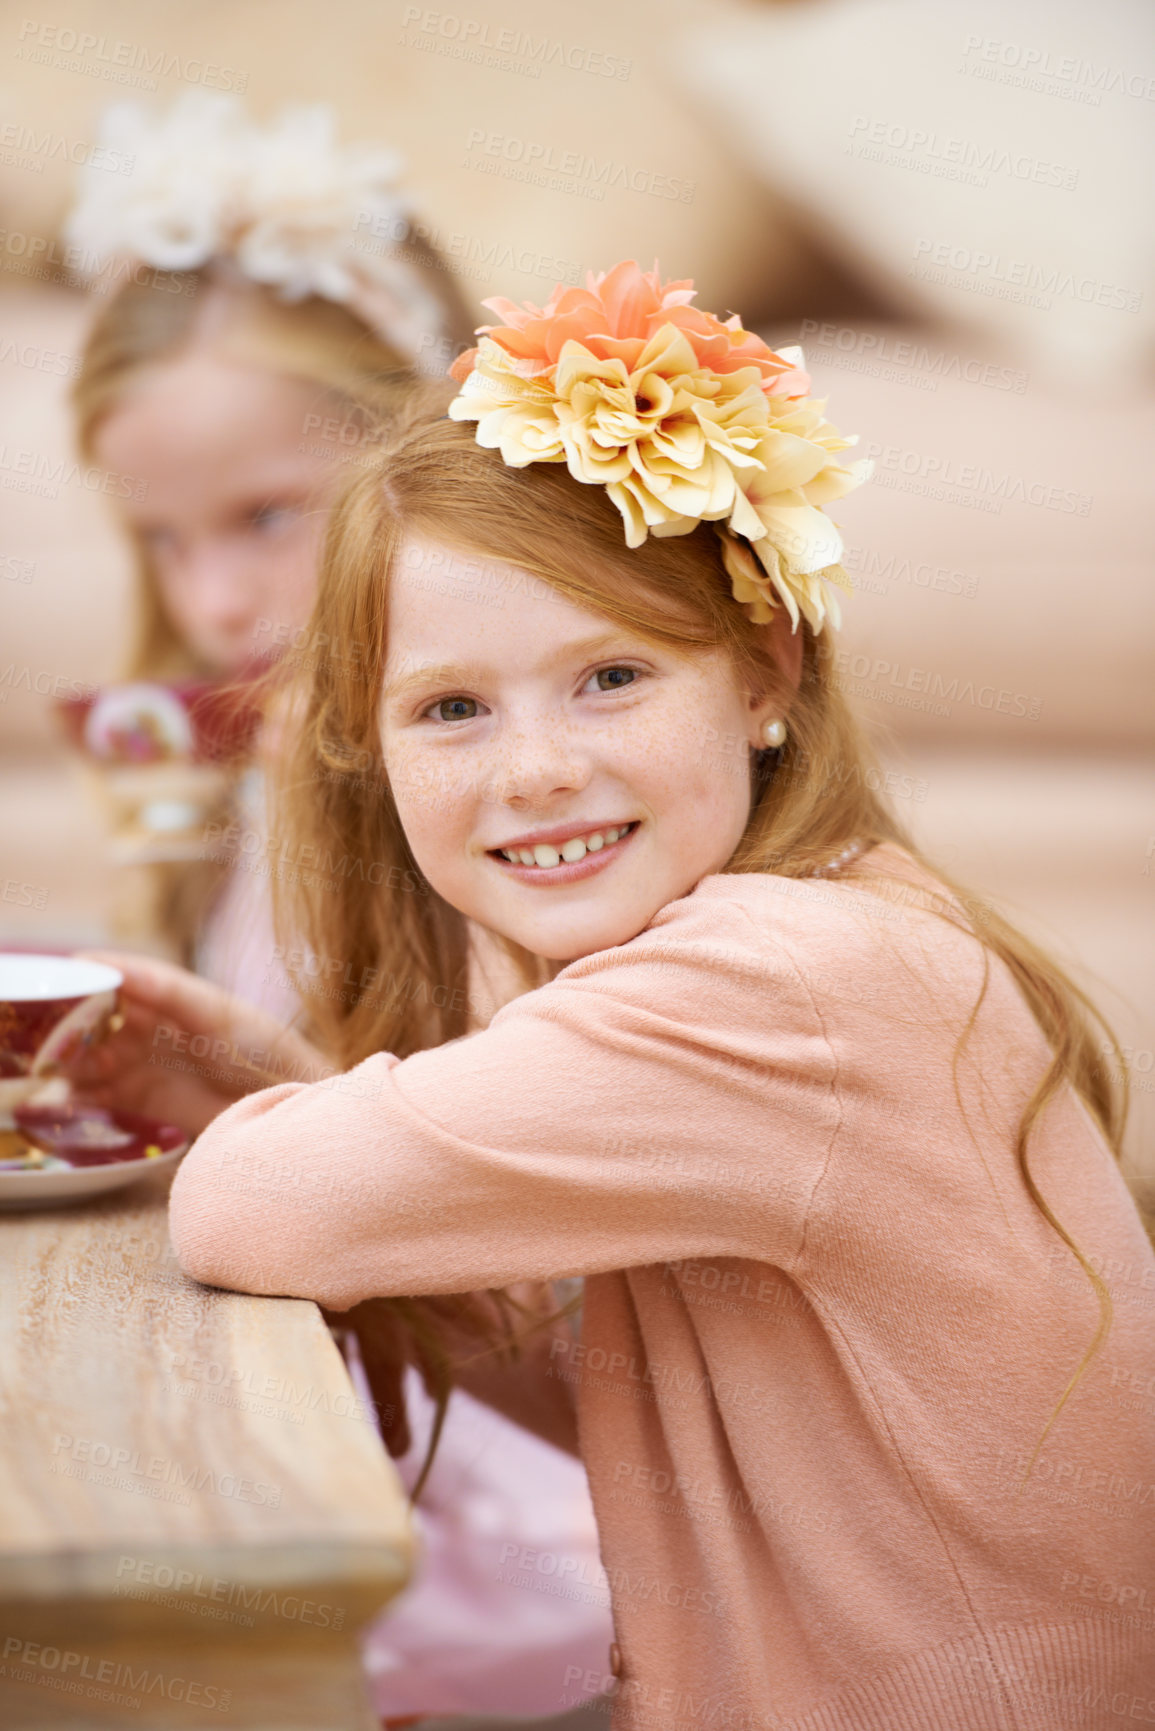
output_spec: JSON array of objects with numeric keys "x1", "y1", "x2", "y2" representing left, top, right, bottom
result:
[
  {"x1": 351, "y1": 1354, "x2": 613, "y2": 1722},
  {"x1": 196, "y1": 770, "x2": 613, "y2": 1720}
]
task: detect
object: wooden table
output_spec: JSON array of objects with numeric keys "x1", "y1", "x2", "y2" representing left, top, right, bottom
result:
[{"x1": 0, "y1": 1168, "x2": 414, "y2": 1729}]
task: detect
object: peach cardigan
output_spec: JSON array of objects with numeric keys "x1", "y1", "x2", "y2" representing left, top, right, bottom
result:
[{"x1": 170, "y1": 844, "x2": 1155, "y2": 1729}]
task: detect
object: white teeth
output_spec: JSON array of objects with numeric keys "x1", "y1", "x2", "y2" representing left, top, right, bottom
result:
[{"x1": 499, "y1": 824, "x2": 633, "y2": 868}]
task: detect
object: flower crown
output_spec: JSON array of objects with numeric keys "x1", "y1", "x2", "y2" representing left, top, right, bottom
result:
[
  {"x1": 63, "y1": 92, "x2": 449, "y2": 364},
  {"x1": 447, "y1": 261, "x2": 871, "y2": 633}
]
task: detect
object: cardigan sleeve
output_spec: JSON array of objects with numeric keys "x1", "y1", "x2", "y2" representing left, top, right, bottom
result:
[{"x1": 168, "y1": 889, "x2": 841, "y2": 1310}]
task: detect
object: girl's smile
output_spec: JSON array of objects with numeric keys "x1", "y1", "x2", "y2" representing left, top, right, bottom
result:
[
  {"x1": 487, "y1": 819, "x2": 641, "y2": 883},
  {"x1": 379, "y1": 535, "x2": 786, "y2": 962}
]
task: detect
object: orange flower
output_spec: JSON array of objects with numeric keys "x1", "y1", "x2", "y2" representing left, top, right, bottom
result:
[{"x1": 448, "y1": 260, "x2": 810, "y2": 401}]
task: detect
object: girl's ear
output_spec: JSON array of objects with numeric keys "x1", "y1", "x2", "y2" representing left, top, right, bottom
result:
[{"x1": 746, "y1": 606, "x2": 804, "y2": 739}]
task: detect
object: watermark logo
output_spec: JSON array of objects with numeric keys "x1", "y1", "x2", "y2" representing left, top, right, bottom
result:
[
  {"x1": 14, "y1": 19, "x2": 247, "y2": 93},
  {"x1": 398, "y1": 8, "x2": 631, "y2": 82},
  {"x1": 910, "y1": 238, "x2": 1143, "y2": 317},
  {"x1": 847, "y1": 115, "x2": 1079, "y2": 191},
  {"x1": 462, "y1": 129, "x2": 695, "y2": 205},
  {"x1": 958, "y1": 35, "x2": 1155, "y2": 106}
]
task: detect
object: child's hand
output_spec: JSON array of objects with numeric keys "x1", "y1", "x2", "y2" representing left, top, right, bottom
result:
[{"x1": 67, "y1": 950, "x2": 331, "y2": 1137}]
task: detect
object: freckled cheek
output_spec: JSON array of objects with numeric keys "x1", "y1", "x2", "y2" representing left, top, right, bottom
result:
[
  {"x1": 382, "y1": 734, "x2": 447, "y2": 785},
  {"x1": 614, "y1": 742, "x2": 686, "y2": 811},
  {"x1": 612, "y1": 703, "x2": 743, "y2": 808},
  {"x1": 636, "y1": 732, "x2": 751, "y2": 857}
]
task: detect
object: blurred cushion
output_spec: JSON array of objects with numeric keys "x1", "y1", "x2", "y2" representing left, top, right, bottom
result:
[
  {"x1": 675, "y1": 0, "x2": 1154, "y2": 389},
  {"x1": 758, "y1": 319, "x2": 1154, "y2": 746}
]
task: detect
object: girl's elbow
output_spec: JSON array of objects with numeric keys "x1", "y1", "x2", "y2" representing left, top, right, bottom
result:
[
  {"x1": 168, "y1": 1151, "x2": 265, "y2": 1293},
  {"x1": 167, "y1": 1134, "x2": 371, "y2": 1306},
  {"x1": 168, "y1": 1163, "x2": 333, "y2": 1301},
  {"x1": 169, "y1": 1193, "x2": 251, "y2": 1293}
]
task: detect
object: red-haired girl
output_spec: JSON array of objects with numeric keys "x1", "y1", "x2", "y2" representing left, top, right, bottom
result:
[{"x1": 81, "y1": 262, "x2": 1155, "y2": 1731}]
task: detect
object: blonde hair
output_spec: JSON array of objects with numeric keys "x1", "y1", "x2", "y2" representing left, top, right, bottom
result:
[
  {"x1": 69, "y1": 255, "x2": 475, "y2": 958},
  {"x1": 72, "y1": 252, "x2": 474, "y2": 678},
  {"x1": 269, "y1": 391, "x2": 1147, "y2": 1483}
]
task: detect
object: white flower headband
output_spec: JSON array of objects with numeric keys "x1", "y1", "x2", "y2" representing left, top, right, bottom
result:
[
  {"x1": 63, "y1": 92, "x2": 450, "y2": 365},
  {"x1": 448, "y1": 261, "x2": 873, "y2": 634}
]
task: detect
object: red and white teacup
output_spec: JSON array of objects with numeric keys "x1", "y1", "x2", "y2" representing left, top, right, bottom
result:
[{"x1": 0, "y1": 954, "x2": 122, "y2": 1128}]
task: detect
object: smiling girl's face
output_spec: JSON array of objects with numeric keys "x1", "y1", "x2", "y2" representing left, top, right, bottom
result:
[
  {"x1": 94, "y1": 356, "x2": 345, "y2": 675},
  {"x1": 378, "y1": 535, "x2": 793, "y2": 962}
]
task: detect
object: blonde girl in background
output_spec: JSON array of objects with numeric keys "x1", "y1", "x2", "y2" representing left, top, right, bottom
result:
[
  {"x1": 76, "y1": 261, "x2": 1155, "y2": 1730},
  {"x1": 67, "y1": 93, "x2": 468, "y2": 992},
  {"x1": 66, "y1": 96, "x2": 615, "y2": 1729}
]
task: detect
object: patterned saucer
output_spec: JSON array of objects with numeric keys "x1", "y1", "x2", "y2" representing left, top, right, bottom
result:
[{"x1": 0, "y1": 1105, "x2": 189, "y2": 1210}]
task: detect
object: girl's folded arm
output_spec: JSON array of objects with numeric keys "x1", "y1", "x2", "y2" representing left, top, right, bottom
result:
[{"x1": 168, "y1": 906, "x2": 837, "y2": 1308}]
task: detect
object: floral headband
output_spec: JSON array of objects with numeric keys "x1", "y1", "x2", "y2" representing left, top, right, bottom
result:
[
  {"x1": 447, "y1": 261, "x2": 871, "y2": 633},
  {"x1": 63, "y1": 92, "x2": 449, "y2": 365}
]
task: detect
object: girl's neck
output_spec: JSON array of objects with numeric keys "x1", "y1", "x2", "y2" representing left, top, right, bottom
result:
[{"x1": 465, "y1": 922, "x2": 559, "y2": 1030}]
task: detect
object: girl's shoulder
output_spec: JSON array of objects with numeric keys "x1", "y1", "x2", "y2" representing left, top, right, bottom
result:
[
  {"x1": 561, "y1": 842, "x2": 1024, "y2": 1060},
  {"x1": 550, "y1": 841, "x2": 989, "y2": 1022},
  {"x1": 490, "y1": 845, "x2": 1044, "y2": 1126},
  {"x1": 657, "y1": 840, "x2": 980, "y2": 964}
]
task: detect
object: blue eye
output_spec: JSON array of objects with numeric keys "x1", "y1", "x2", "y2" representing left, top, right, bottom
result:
[
  {"x1": 435, "y1": 697, "x2": 478, "y2": 721},
  {"x1": 592, "y1": 667, "x2": 636, "y2": 691}
]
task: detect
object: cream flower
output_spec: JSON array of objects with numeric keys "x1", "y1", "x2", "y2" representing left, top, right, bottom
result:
[
  {"x1": 450, "y1": 328, "x2": 772, "y2": 534},
  {"x1": 235, "y1": 105, "x2": 407, "y2": 303},
  {"x1": 718, "y1": 531, "x2": 854, "y2": 636},
  {"x1": 724, "y1": 403, "x2": 873, "y2": 632},
  {"x1": 63, "y1": 94, "x2": 443, "y2": 362},
  {"x1": 64, "y1": 93, "x2": 247, "y2": 271},
  {"x1": 449, "y1": 264, "x2": 872, "y2": 633}
]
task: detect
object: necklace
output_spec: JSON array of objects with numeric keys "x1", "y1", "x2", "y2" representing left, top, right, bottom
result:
[{"x1": 807, "y1": 838, "x2": 865, "y2": 879}]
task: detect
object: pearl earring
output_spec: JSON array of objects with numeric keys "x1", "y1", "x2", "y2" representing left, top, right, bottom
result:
[{"x1": 761, "y1": 719, "x2": 787, "y2": 749}]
